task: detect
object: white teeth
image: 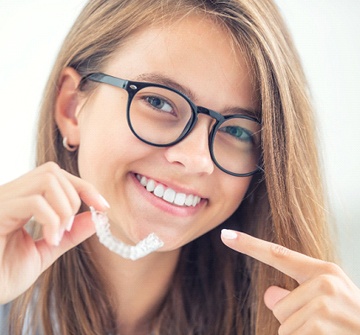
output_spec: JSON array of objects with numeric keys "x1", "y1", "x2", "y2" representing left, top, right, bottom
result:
[
  {"x1": 140, "y1": 176, "x2": 147, "y2": 186},
  {"x1": 146, "y1": 179, "x2": 155, "y2": 192},
  {"x1": 193, "y1": 196, "x2": 200, "y2": 207},
  {"x1": 174, "y1": 193, "x2": 186, "y2": 206},
  {"x1": 154, "y1": 184, "x2": 165, "y2": 197},
  {"x1": 185, "y1": 194, "x2": 194, "y2": 206},
  {"x1": 136, "y1": 174, "x2": 201, "y2": 207},
  {"x1": 163, "y1": 188, "x2": 176, "y2": 203}
]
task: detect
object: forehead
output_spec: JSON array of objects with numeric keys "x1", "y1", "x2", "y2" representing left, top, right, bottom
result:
[{"x1": 103, "y1": 15, "x2": 258, "y2": 111}]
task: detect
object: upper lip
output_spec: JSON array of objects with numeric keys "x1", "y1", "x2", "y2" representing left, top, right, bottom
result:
[{"x1": 134, "y1": 172, "x2": 207, "y2": 199}]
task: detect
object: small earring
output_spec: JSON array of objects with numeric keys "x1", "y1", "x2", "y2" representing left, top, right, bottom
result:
[{"x1": 63, "y1": 137, "x2": 77, "y2": 152}]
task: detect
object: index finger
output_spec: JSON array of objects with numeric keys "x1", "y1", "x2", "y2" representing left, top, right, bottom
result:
[
  {"x1": 221, "y1": 229, "x2": 324, "y2": 284},
  {"x1": 63, "y1": 170, "x2": 110, "y2": 211}
]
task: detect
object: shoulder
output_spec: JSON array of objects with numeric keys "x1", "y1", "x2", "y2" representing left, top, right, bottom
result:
[
  {"x1": 0, "y1": 302, "x2": 44, "y2": 335},
  {"x1": 0, "y1": 303, "x2": 10, "y2": 335}
]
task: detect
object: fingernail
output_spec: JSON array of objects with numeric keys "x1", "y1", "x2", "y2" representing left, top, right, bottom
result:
[
  {"x1": 221, "y1": 229, "x2": 238, "y2": 240},
  {"x1": 52, "y1": 228, "x2": 64, "y2": 246},
  {"x1": 66, "y1": 215, "x2": 75, "y2": 232},
  {"x1": 99, "y1": 194, "x2": 110, "y2": 208}
]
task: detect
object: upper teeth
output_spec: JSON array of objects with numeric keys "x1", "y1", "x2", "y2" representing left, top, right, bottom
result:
[{"x1": 136, "y1": 174, "x2": 201, "y2": 207}]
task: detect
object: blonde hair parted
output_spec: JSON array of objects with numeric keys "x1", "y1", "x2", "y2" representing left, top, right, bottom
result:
[{"x1": 10, "y1": 0, "x2": 334, "y2": 334}]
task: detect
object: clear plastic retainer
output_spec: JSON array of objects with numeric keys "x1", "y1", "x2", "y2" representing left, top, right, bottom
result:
[{"x1": 90, "y1": 207, "x2": 164, "y2": 261}]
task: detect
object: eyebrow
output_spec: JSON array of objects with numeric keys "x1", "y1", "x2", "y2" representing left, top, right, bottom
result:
[
  {"x1": 134, "y1": 72, "x2": 259, "y2": 119},
  {"x1": 135, "y1": 73, "x2": 197, "y2": 101}
]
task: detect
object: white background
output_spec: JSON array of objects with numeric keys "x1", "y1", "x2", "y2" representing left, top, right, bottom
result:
[{"x1": 0, "y1": 1, "x2": 360, "y2": 284}]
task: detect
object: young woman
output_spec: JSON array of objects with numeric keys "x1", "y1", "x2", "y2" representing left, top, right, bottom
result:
[{"x1": 1, "y1": 0, "x2": 360, "y2": 334}]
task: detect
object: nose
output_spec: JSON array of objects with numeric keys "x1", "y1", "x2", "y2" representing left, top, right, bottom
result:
[{"x1": 163, "y1": 120, "x2": 214, "y2": 175}]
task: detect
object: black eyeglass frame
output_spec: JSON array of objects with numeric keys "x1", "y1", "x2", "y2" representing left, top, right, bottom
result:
[{"x1": 80, "y1": 72, "x2": 262, "y2": 177}]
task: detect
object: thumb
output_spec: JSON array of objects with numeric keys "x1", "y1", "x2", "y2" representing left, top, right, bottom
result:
[
  {"x1": 264, "y1": 286, "x2": 290, "y2": 311},
  {"x1": 36, "y1": 211, "x2": 96, "y2": 272}
]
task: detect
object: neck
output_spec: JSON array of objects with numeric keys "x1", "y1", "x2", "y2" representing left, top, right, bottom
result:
[{"x1": 87, "y1": 235, "x2": 180, "y2": 335}]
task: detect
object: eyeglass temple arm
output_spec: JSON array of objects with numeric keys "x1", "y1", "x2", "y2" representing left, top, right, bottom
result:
[{"x1": 84, "y1": 73, "x2": 128, "y2": 89}]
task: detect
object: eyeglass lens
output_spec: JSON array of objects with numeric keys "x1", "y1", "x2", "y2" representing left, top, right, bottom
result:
[{"x1": 128, "y1": 86, "x2": 261, "y2": 176}]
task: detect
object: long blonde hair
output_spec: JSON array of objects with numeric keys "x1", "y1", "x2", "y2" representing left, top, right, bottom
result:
[{"x1": 10, "y1": 0, "x2": 334, "y2": 334}]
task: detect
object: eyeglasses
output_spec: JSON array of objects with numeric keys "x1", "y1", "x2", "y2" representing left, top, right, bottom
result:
[{"x1": 80, "y1": 73, "x2": 262, "y2": 177}]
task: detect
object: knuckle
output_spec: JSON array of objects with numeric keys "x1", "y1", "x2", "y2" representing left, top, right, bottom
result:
[
  {"x1": 316, "y1": 273, "x2": 339, "y2": 295},
  {"x1": 42, "y1": 161, "x2": 61, "y2": 173},
  {"x1": 321, "y1": 261, "x2": 342, "y2": 276},
  {"x1": 270, "y1": 243, "x2": 292, "y2": 259},
  {"x1": 304, "y1": 318, "x2": 326, "y2": 334},
  {"x1": 70, "y1": 196, "x2": 82, "y2": 213},
  {"x1": 59, "y1": 206, "x2": 74, "y2": 220},
  {"x1": 29, "y1": 195, "x2": 61, "y2": 226},
  {"x1": 42, "y1": 172, "x2": 59, "y2": 188},
  {"x1": 53, "y1": 200, "x2": 75, "y2": 222},
  {"x1": 277, "y1": 324, "x2": 288, "y2": 335},
  {"x1": 29, "y1": 194, "x2": 46, "y2": 208},
  {"x1": 272, "y1": 304, "x2": 285, "y2": 324},
  {"x1": 310, "y1": 296, "x2": 333, "y2": 317}
]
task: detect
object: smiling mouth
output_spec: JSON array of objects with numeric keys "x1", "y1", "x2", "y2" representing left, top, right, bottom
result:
[{"x1": 135, "y1": 174, "x2": 202, "y2": 207}]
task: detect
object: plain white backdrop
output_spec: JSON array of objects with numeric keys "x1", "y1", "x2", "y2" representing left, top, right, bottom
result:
[{"x1": 0, "y1": 1, "x2": 360, "y2": 284}]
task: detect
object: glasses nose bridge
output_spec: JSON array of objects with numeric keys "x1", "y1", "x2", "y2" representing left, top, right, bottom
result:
[
  {"x1": 193, "y1": 106, "x2": 224, "y2": 138},
  {"x1": 173, "y1": 106, "x2": 219, "y2": 159},
  {"x1": 196, "y1": 106, "x2": 223, "y2": 124}
]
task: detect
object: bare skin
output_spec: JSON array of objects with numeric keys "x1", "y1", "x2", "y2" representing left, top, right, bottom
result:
[
  {"x1": 222, "y1": 229, "x2": 360, "y2": 335},
  {"x1": 0, "y1": 162, "x2": 109, "y2": 304},
  {"x1": 1, "y1": 15, "x2": 255, "y2": 334},
  {"x1": 55, "y1": 15, "x2": 255, "y2": 333},
  {"x1": 2, "y1": 12, "x2": 360, "y2": 335}
]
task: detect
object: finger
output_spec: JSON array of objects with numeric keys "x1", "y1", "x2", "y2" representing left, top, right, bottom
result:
[
  {"x1": 270, "y1": 267, "x2": 348, "y2": 325},
  {"x1": 36, "y1": 163, "x2": 109, "y2": 212},
  {"x1": 37, "y1": 162, "x2": 110, "y2": 212},
  {"x1": 271, "y1": 294, "x2": 311, "y2": 332},
  {"x1": 0, "y1": 162, "x2": 62, "y2": 199},
  {"x1": 48, "y1": 168, "x2": 82, "y2": 213},
  {"x1": 40, "y1": 172, "x2": 77, "y2": 229},
  {"x1": 264, "y1": 286, "x2": 290, "y2": 312},
  {"x1": 276, "y1": 297, "x2": 334, "y2": 335},
  {"x1": 0, "y1": 197, "x2": 60, "y2": 245},
  {"x1": 221, "y1": 229, "x2": 323, "y2": 284},
  {"x1": 62, "y1": 170, "x2": 110, "y2": 210},
  {"x1": 35, "y1": 211, "x2": 96, "y2": 272},
  {"x1": 2, "y1": 162, "x2": 109, "y2": 212},
  {"x1": 0, "y1": 162, "x2": 108, "y2": 243}
]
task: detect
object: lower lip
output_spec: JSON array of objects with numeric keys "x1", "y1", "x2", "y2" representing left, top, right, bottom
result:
[{"x1": 130, "y1": 173, "x2": 206, "y2": 217}]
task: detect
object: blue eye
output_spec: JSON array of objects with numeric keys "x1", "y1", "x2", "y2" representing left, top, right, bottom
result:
[
  {"x1": 145, "y1": 96, "x2": 173, "y2": 113},
  {"x1": 220, "y1": 125, "x2": 253, "y2": 142}
]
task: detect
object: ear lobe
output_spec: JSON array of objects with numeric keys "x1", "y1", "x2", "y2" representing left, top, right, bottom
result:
[{"x1": 55, "y1": 67, "x2": 84, "y2": 146}]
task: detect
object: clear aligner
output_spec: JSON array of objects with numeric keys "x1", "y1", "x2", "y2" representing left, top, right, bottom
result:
[{"x1": 89, "y1": 207, "x2": 164, "y2": 261}]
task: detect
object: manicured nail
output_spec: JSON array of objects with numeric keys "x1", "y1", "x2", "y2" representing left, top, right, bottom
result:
[
  {"x1": 52, "y1": 228, "x2": 64, "y2": 246},
  {"x1": 99, "y1": 194, "x2": 110, "y2": 208},
  {"x1": 66, "y1": 215, "x2": 75, "y2": 232},
  {"x1": 221, "y1": 229, "x2": 238, "y2": 240}
]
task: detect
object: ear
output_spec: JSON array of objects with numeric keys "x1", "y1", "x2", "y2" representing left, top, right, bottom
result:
[{"x1": 55, "y1": 67, "x2": 84, "y2": 147}]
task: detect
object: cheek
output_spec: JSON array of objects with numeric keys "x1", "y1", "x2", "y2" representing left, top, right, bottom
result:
[
  {"x1": 78, "y1": 85, "x2": 128, "y2": 138},
  {"x1": 218, "y1": 177, "x2": 252, "y2": 218},
  {"x1": 75, "y1": 94, "x2": 135, "y2": 181}
]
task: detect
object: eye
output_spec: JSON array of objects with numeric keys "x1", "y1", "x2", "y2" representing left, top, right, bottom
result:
[
  {"x1": 145, "y1": 96, "x2": 173, "y2": 113},
  {"x1": 219, "y1": 125, "x2": 253, "y2": 143}
]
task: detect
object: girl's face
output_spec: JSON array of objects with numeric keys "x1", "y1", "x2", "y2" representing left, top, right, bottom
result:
[{"x1": 76, "y1": 15, "x2": 257, "y2": 251}]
